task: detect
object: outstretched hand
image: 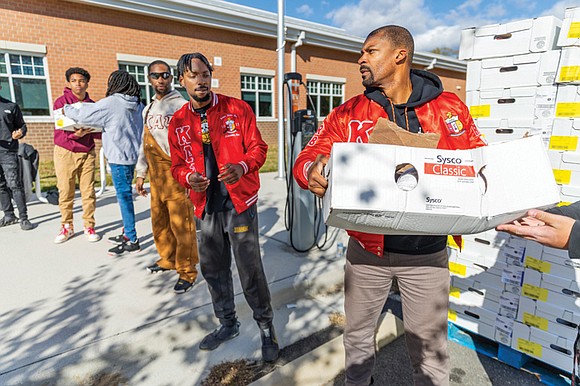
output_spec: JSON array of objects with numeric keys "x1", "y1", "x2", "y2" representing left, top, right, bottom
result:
[{"x1": 496, "y1": 209, "x2": 575, "y2": 250}]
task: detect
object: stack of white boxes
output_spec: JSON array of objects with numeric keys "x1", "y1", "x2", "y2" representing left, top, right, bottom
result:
[{"x1": 453, "y1": 6, "x2": 580, "y2": 374}]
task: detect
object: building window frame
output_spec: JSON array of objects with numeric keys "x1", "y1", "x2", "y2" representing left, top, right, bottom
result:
[
  {"x1": 240, "y1": 67, "x2": 275, "y2": 121},
  {"x1": 306, "y1": 75, "x2": 346, "y2": 120},
  {"x1": 118, "y1": 58, "x2": 187, "y2": 105},
  {"x1": 0, "y1": 46, "x2": 52, "y2": 120}
]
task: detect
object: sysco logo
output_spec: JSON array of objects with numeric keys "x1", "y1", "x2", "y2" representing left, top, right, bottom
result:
[
  {"x1": 436, "y1": 155, "x2": 462, "y2": 164},
  {"x1": 426, "y1": 197, "x2": 442, "y2": 204}
]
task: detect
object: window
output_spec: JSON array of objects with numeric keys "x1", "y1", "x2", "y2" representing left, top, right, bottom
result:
[
  {"x1": 0, "y1": 52, "x2": 50, "y2": 116},
  {"x1": 118, "y1": 63, "x2": 187, "y2": 105},
  {"x1": 307, "y1": 81, "x2": 344, "y2": 118},
  {"x1": 241, "y1": 74, "x2": 273, "y2": 118}
]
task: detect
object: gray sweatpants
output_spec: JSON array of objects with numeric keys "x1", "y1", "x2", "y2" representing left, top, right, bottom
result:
[
  {"x1": 198, "y1": 204, "x2": 273, "y2": 327},
  {"x1": 344, "y1": 238, "x2": 450, "y2": 386}
]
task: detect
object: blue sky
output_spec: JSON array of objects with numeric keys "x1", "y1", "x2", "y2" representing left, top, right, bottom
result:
[{"x1": 226, "y1": 0, "x2": 576, "y2": 52}]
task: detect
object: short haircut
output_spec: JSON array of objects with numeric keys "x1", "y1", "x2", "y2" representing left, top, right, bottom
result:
[
  {"x1": 367, "y1": 25, "x2": 415, "y2": 63},
  {"x1": 176, "y1": 53, "x2": 213, "y2": 79},
  {"x1": 65, "y1": 67, "x2": 91, "y2": 82},
  {"x1": 105, "y1": 70, "x2": 141, "y2": 97},
  {"x1": 147, "y1": 60, "x2": 171, "y2": 74}
]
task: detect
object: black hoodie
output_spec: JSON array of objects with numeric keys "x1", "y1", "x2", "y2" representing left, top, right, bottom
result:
[{"x1": 365, "y1": 69, "x2": 447, "y2": 255}]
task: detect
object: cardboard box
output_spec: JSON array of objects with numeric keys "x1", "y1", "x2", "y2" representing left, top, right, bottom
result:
[
  {"x1": 555, "y1": 85, "x2": 580, "y2": 118},
  {"x1": 557, "y1": 6, "x2": 580, "y2": 47},
  {"x1": 459, "y1": 16, "x2": 561, "y2": 60},
  {"x1": 467, "y1": 86, "x2": 557, "y2": 120},
  {"x1": 449, "y1": 308, "x2": 496, "y2": 341},
  {"x1": 548, "y1": 118, "x2": 580, "y2": 152},
  {"x1": 495, "y1": 315, "x2": 515, "y2": 346},
  {"x1": 518, "y1": 296, "x2": 580, "y2": 341},
  {"x1": 511, "y1": 322, "x2": 573, "y2": 372},
  {"x1": 467, "y1": 51, "x2": 561, "y2": 91},
  {"x1": 323, "y1": 136, "x2": 560, "y2": 235},
  {"x1": 560, "y1": 184, "x2": 580, "y2": 204},
  {"x1": 556, "y1": 47, "x2": 580, "y2": 84},
  {"x1": 475, "y1": 117, "x2": 553, "y2": 145},
  {"x1": 53, "y1": 104, "x2": 103, "y2": 132}
]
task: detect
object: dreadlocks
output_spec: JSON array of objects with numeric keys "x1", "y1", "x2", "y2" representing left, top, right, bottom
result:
[
  {"x1": 176, "y1": 53, "x2": 213, "y2": 79},
  {"x1": 105, "y1": 70, "x2": 141, "y2": 97}
]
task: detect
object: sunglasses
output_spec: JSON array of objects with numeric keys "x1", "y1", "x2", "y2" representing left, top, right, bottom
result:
[{"x1": 149, "y1": 72, "x2": 172, "y2": 80}]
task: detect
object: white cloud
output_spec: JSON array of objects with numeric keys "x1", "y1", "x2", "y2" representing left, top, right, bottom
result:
[
  {"x1": 296, "y1": 4, "x2": 314, "y2": 18},
  {"x1": 540, "y1": 0, "x2": 577, "y2": 19}
]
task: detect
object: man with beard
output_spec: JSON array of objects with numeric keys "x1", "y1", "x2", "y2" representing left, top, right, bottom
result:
[
  {"x1": 293, "y1": 25, "x2": 486, "y2": 385},
  {"x1": 168, "y1": 53, "x2": 279, "y2": 362},
  {"x1": 135, "y1": 60, "x2": 198, "y2": 294}
]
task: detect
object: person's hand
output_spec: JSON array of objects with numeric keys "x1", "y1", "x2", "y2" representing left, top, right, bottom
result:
[
  {"x1": 188, "y1": 172, "x2": 210, "y2": 192},
  {"x1": 135, "y1": 177, "x2": 148, "y2": 197},
  {"x1": 218, "y1": 163, "x2": 243, "y2": 184},
  {"x1": 73, "y1": 127, "x2": 94, "y2": 138},
  {"x1": 12, "y1": 129, "x2": 23, "y2": 140},
  {"x1": 307, "y1": 154, "x2": 329, "y2": 198},
  {"x1": 496, "y1": 209, "x2": 575, "y2": 250}
]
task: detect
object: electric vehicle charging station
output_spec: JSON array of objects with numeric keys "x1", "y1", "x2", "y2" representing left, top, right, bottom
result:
[{"x1": 283, "y1": 72, "x2": 320, "y2": 252}]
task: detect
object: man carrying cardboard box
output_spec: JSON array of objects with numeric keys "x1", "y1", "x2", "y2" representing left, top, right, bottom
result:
[{"x1": 293, "y1": 25, "x2": 486, "y2": 386}]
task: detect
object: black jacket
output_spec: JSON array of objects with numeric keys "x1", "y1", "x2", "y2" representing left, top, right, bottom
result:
[{"x1": 0, "y1": 96, "x2": 27, "y2": 152}]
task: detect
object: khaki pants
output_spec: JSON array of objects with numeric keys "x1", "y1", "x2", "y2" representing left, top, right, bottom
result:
[
  {"x1": 344, "y1": 239, "x2": 450, "y2": 386},
  {"x1": 144, "y1": 129, "x2": 198, "y2": 282},
  {"x1": 53, "y1": 145, "x2": 96, "y2": 228}
]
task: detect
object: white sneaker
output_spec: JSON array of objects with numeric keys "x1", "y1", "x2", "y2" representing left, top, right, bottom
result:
[
  {"x1": 84, "y1": 227, "x2": 101, "y2": 242},
  {"x1": 54, "y1": 224, "x2": 74, "y2": 244}
]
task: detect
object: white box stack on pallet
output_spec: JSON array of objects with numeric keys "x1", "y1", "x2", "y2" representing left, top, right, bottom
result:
[
  {"x1": 551, "y1": 6, "x2": 580, "y2": 205},
  {"x1": 455, "y1": 6, "x2": 580, "y2": 375}
]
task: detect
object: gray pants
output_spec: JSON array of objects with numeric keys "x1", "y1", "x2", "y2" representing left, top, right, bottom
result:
[
  {"x1": 344, "y1": 238, "x2": 450, "y2": 386},
  {"x1": 198, "y1": 204, "x2": 273, "y2": 327},
  {"x1": 0, "y1": 151, "x2": 27, "y2": 220}
]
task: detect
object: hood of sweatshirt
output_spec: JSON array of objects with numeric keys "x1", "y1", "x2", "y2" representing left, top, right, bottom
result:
[
  {"x1": 364, "y1": 69, "x2": 443, "y2": 132},
  {"x1": 113, "y1": 93, "x2": 141, "y2": 111}
]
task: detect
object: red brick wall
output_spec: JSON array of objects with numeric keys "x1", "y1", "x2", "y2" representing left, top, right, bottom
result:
[{"x1": 1, "y1": 0, "x2": 466, "y2": 161}]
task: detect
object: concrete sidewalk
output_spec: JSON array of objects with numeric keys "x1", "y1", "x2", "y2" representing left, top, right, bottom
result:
[{"x1": 0, "y1": 172, "x2": 353, "y2": 386}]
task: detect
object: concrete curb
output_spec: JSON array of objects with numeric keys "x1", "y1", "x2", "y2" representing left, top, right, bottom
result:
[{"x1": 249, "y1": 312, "x2": 405, "y2": 386}]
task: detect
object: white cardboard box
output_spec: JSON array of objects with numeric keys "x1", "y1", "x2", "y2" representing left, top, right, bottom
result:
[
  {"x1": 323, "y1": 136, "x2": 560, "y2": 235},
  {"x1": 467, "y1": 85, "x2": 557, "y2": 120},
  {"x1": 475, "y1": 117, "x2": 553, "y2": 145},
  {"x1": 548, "y1": 118, "x2": 580, "y2": 152},
  {"x1": 511, "y1": 322, "x2": 573, "y2": 373},
  {"x1": 557, "y1": 6, "x2": 580, "y2": 47},
  {"x1": 467, "y1": 51, "x2": 561, "y2": 91},
  {"x1": 54, "y1": 104, "x2": 103, "y2": 132},
  {"x1": 561, "y1": 184, "x2": 580, "y2": 204},
  {"x1": 459, "y1": 16, "x2": 562, "y2": 60},
  {"x1": 556, "y1": 47, "x2": 580, "y2": 84},
  {"x1": 555, "y1": 85, "x2": 580, "y2": 118}
]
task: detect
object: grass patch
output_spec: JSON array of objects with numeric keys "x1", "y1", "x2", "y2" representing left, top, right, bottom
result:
[{"x1": 38, "y1": 145, "x2": 282, "y2": 191}]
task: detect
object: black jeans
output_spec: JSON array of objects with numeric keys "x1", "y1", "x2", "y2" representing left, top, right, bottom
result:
[
  {"x1": 0, "y1": 151, "x2": 27, "y2": 220},
  {"x1": 198, "y1": 204, "x2": 273, "y2": 327}
]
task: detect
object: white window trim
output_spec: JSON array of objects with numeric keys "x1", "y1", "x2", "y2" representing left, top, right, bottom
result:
[
  {"x1": 240, "y1": 67, "x2": 275, "y2": 76},
  {"x1": 1, "y1": 45, "x2": 53, "y2": 121},
  {"x1": 306, "y1": 74, "x2": 346, "y2": 83},
  {"x1": 116, "y1": 54, "x2": 178, "y2": 67},
  {"x1": 240, "y1": 72, "x2": 275, "y2": 119}
]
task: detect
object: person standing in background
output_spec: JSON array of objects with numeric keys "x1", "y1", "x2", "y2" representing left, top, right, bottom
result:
[
  {"x1": 53, "y1": 67, "x2": 101, "y2": 244},
  {"x1": 63, "y1": 70, "x2": 144, "y2": 256},
  {"x1": 0, "y1": 83, "x2": 33, "y2": 231},
  {"x1": 135, "y1": 60, "x2": 199, "y2": 294}
]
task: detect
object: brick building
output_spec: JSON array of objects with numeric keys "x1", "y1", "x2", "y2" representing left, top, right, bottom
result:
[{"x1": 0, "y1": 0, "x2": 467, "y2": 161}]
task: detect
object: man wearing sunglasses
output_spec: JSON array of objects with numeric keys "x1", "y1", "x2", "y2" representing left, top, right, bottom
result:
[{"x1": 135, "y1": 60, "x2": 199, "y2": 294}]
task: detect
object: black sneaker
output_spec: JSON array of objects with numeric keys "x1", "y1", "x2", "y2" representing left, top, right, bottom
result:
[
  {"x1": 0, "y1": 216, "x2": 19, "y2": 227},
  {"x1": 147, "y1": 263, "x2": 170, "y2": 274},
  {"x1": 20, "y1": 219, "x2": 34, "y2": 231},
  {"x1": 199, "y1": 320, "x2": 240, "y2": 351},
  {"x1": 108, "y1": 233, "x2": 128, "y2": 245},
  {"x1": 108, "y1": 240, "x2": 141, "y2": 256},
  {"x1": 174, "y1": 278, "x2": 193, "y2": 294},
  {"x1": 260, "y1": 324, "x2": 280, "y2": 362}
]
